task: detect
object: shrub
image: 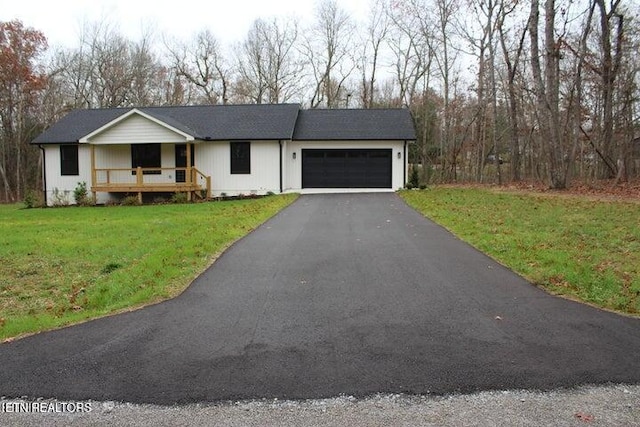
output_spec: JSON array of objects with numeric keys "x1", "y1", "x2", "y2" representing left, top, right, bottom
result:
[
  {"x1": 121, "y1": 195, "x2": 141, "y2": 206},
  {"x1": 170, "y1": 192, "x2": 189, "y2": 204},
  {"x1": 419, "y1": 184, "x2": 427, "y2": 190},
  {"x1": 23, "y1": 190, "x2": 40, "y2": 209},
  {"x1": 153, "y1": 196, "x2": 167, "y2": 204},
  {"x1": 73, "y1": 182, "x2": 88, "y2": 204},
  {"x1": 80, "y1": 195, "x2": 96, "y2": 206},
  {"x1": 408, "y1": 166, "x2": 420, "y2": 189},
  {"x1": 71, "y1": 182, "x2": 95, "y2": 206}
]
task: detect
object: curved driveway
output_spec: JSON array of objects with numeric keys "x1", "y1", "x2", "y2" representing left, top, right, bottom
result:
[{"x1": 1, "y1": 193, "x2": 639, "y2": 404}]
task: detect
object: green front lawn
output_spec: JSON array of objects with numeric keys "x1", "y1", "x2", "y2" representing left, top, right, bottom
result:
[
  {"x1": 0, "y1": 194, "x2": 298, "y2": 340},
  {"x1": 401, "y1": 188, "x2": 640, "y2": 315}
]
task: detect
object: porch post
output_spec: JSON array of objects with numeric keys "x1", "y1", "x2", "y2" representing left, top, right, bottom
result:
[
  {"x1": 90, "y1": 144, "x2": 97, "y2": 200},
  {"x1": 186, "y1": 143, "x2": 193, "y2": 201},
  {"x1": 136, "y1": 166, "x2": 143, "y2": 204},
  {"x1": 186, "y1": 143, "x2": 192, "y2": 184}
]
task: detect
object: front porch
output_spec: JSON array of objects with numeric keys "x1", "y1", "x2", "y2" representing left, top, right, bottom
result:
[{"x1": 89, "y1": 143, "x2": 211, "y2": 203}]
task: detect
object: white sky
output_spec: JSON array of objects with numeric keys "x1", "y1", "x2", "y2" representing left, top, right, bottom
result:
[{"x1": 1, "y1": 0, "x2": 371, "y2": 48}]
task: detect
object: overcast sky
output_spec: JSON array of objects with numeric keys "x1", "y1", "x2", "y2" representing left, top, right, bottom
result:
[{"x1": 1, "y1": 0, "x2": 371, "y2": 48}]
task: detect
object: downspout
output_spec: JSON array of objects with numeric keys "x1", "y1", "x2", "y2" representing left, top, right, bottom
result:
[
  {"x1": 38, "y1": 145, "x2": 47, "y2": 206},
  {"x1": 279, "y1": 140, "x2": 283, "y2": 193},
  {"x1": 403, "y1": 140, "x2": 407, "y2": 188}
]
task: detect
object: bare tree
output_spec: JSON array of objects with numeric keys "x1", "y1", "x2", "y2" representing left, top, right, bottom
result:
[
  {"x1": 386, "y1": 9, "x2": 431, "y2": 106},
  {"x1": 594, "y1": 0, "x2": 625, "y2": 179},
  {"x1": 50, "y1": 21, "x2": 166, "y2": 109},
  {"x1": 237, "y1": 17, "x2": 302, "y2": 104},
  {"x1": 127, "y1": 29, "x2": 165, "y2": 106},
  {"x1": 529, "y1": 0, "x2": 568, "y2": 189},
  {"x1": 431, "y1": 0, "x2": 461, "y2": 180},
  {"x1": 497, "y1": 0, "x2": 528, "y2": 182},
  {"x1": 167, "y1": 29, "x2": 229, "y2": 105},
  {"x1": 303, "y1": 0, "x2": 356, "y2": 108},
  {"x1": 359, "y1": 0, "x2": 390, "y2": 108},
  {"x1": 462, "y1": 0, "x2": 505, "y2": 182},
  {"x1": 388, "y1": 0, "x2": 440, "y2": 181}
]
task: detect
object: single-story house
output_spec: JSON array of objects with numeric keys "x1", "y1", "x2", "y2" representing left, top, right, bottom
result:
[{"x1": 32, "y1": 104, "x2": 416, "y2": 205}]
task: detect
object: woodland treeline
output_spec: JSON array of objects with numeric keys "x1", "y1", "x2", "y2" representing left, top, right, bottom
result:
[{"x1": 1, "y1": 0, "x2": 639, "y2": 202}]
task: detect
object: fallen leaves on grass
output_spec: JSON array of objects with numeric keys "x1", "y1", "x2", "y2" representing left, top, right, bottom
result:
[
  {"x1": 498, "y1": 179, "x2": 640, "y2": 202},
  {"x1": 547, "y1": 274, "x2": 577, "y2": 292}
]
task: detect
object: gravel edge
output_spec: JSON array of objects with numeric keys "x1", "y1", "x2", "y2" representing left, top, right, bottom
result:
[{"x1": 1, "y1": 384, "x2": 639, "y2": 426}]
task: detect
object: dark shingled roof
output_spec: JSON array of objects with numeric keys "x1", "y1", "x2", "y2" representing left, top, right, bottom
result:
[
  {"x1": 142, "y1": 104, "x2": 301, "y2": 141},
  {"x1": 32, "y1": 105, "x2": 416, "y2": 144},
  {"x1": 292, "y1": 109, "x2": 416, "y2": 141},
  {"x1": 32, "y1": 108, "x2": 128, "y2": 144},
  {"x1": 32, "y1": 104, "x2": 301, "y2": 144}
]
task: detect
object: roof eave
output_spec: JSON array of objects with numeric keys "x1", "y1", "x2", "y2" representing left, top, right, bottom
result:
[{"x1": 293, "y1": 137, "x2": 417, "y2": 141}]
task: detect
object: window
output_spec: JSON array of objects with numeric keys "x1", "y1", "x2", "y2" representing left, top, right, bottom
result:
[
  {"x1": 230, "y1": 141, "x2": 250, "y2": 174},
  {"x1": 131, "y1": 144, "x2": 161, "y2": 174},
  {"x1": 60, "y1": 145, "x2": 79, "y2": 176}
]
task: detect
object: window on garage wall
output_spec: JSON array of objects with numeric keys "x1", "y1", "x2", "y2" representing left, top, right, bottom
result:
[
  {"x1": 60, "y1": 145, "x2": 79, "y2": 176},
  {"x1": 230, "y1": 141, "x2": 250, "y2": 174}
]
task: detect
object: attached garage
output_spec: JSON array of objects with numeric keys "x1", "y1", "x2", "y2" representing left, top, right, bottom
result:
[
  {"x1": 302, "y1": 149, "x2": 392, "y2": 188},
  {"x1": 287, "y1": 109, "x2": 416, "y2": 192}
]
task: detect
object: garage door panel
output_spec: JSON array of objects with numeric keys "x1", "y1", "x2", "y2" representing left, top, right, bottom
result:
[{"x1": 302, "y1": 149, "x2": 392, "y2": 189}]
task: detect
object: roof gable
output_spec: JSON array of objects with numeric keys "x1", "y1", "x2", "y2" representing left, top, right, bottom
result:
[{"x1": 80, "y1": 109, "x2": 194, "y2": 143}]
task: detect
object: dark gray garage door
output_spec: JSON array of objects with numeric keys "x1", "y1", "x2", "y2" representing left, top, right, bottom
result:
[{"x1": 302, "y1": 149, "x2": 392, "y2": 188}]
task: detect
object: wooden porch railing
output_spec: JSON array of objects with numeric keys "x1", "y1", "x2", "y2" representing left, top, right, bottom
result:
[{"x1": 91, "y1": 166, "x2": 211, "y2": 202}]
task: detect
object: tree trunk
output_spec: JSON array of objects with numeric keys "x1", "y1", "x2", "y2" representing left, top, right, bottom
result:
[
  {"x1": 498, "y1": 5, "x2": 527, "y2": 182},
  {"x1": 0, "y1": 162, "x2": 12, "y2": 202},
  {"x1": 595, "y1": 0, "x2": 624, "y2": 179},
  {"x1": 530, "y1": 0, "x2": 567, "y2": 189}
]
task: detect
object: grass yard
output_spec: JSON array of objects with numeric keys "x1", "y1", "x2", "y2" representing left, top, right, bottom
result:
[
  {"x1": 0, "y1": 194, "x2": 298, "y2": 340},
  {"x1": 400, "y1": 187, "x2": 640, "y2": 315}
]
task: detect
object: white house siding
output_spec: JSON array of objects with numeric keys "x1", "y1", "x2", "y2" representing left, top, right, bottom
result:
[
  {"x1": 284, "y1": 140, "x2": 407, "y2": 191},
  {"x1": 88, "y1": 114, "x2": 188, "y2": 145},
  {"x1": 196, "y1": 140, "x2": 281, "y2": 196},
  {"x1": 42, "y1": 144, "x2": 107, "y2": 205}
]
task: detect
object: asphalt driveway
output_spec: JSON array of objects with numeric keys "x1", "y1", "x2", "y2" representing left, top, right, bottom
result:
[{"x1": 0, "y1": 193, "x2": 639, "y2": 404}]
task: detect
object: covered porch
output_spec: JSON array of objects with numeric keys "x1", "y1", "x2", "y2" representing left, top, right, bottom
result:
[{"x1": 89, "y1": 143, "x2": 211, "y2": 203}]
